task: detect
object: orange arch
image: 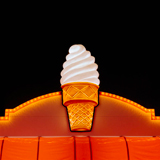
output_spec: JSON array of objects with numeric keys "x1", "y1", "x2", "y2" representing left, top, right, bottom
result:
[
  {"x1": 1, "y1": 91, "x2": 159, "y2": 121},
  {"x1": 0, "y1": 92, "x2": 61, "y2": 121}
]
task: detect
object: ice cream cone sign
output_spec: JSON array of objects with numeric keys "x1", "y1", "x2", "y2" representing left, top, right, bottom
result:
[{"x1": 61, "y1": 44, "x2": 100, "y2": 131}]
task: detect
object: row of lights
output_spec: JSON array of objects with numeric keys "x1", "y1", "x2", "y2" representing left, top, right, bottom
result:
[
  {"x1": 1, "y1": 91, "x2": 159, "y2": 121},
  {"x1": 100, "y1": 91, "x2": 160, "y2": 120},
  {"x1": 0, "y1": 92, "x2": 61, "y2": 121}
]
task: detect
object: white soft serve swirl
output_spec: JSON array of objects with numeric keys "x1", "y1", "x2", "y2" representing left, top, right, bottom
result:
[{"x1": 60, "y1": 44, "x2": 100, "y2": 86}]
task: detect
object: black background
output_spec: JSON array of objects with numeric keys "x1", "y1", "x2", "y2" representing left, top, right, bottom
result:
[{"x1": 2, "y1": 5, "x2": 159, "y2": 116}]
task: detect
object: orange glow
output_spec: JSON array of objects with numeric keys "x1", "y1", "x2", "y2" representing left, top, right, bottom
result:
[
  {"x1": 109, "y1": 93, "x2": 112, "y2": 97},
  {"x1": 126, "y1": 137, "x2": 160, "y2": 160},
  {"x1": 1, "y1": 137, "x2": 38, "y2": 160},
  {"x1": 90, "y1": 137, "x2": 128, "y2": 160},
  {"x1": 1, "y1": 90, "x2": 159, "y2": 125},
  {"x1": 100, "y1": 91, "x2": 160, "y2": 121},
  {"x1": 39, "y1": 137, "x2": 74, "y2": 160},
  {"x1": 62, "y1": 82, "x2": 99, "y2": 131},
  {"x1": 0, "y1": 137, "x2": 160, "y2": 159},
  {"x1": 0, "y1": 137, "x2": 4, "y2": 156},
  {"x1": 116, "y1": 95, "x2": 119, "y2": 98},
  {"x1": 105, "y1": 92, "x2": 108, "y2": 96},
  {"x1": 75, "y1": 137, "x2": 91, "y2": 160},
  {"x1": 0, "y1": 92, "x2": 61, "y2": 121}
]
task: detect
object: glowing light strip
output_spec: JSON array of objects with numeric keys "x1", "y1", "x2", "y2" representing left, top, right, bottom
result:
[
  {"x1": 100, "y1": 91, "x2": 160, "y2": 120},
  {"x1": 1, "y1": 91, "x2": 159, "y2": 121},
  {"x1": 0, "y1": 92, "x2": 61, "y2": 121}
]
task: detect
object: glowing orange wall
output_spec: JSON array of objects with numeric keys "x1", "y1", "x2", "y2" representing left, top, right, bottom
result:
[
  {"x1": 39, "y1": 137, "x2": 74, "y2": 160},
  {"x1": 1, "y1": 137, "x2": 38, "y2": 160},
  {"x1": 0, "y1": 92, "x2": 160, "y2": 136},
  {"x1": 0, "y1": 137, "x2": 160, "y2": 160}
]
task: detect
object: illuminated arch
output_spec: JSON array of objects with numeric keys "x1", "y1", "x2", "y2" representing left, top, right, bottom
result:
[
  {"x1": 1, "y1": 91, "x2": 159, "y2": 121},
  {"x1": 99, "y1": 92, "x2": 160, "y2": 120},
  {"x1": 0, "y1": 92, "x2": 61, "y2": 121}
]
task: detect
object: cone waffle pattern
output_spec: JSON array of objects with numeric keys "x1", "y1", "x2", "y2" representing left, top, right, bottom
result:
[
  {"x1": 67, "y1": 103, "x2": 94, "y2": 131},
  {"x1": 62, "y1": 83, "x2": 98, "y2": 106},
  {"x1": 62, "y1": 82, "x2": 99, "y2": 131}
]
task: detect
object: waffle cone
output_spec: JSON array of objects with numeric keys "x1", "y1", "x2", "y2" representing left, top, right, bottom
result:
[
  {"x1": 67, "y1": 102, "x2": 94, "y2": 131},
  {"x1": 61, "y1": 82, "x2": 99, "y2": 131}
]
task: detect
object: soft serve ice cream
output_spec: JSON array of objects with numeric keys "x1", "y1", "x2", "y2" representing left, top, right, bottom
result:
[
  {"x1": 60, "y1": 44, "x2": 100, "y2": 86},
  {"x1": 61, "y1": 44, "x2": 100, "y2": 131}
]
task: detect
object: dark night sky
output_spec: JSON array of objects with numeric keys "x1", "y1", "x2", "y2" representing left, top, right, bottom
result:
[{"x1": 2, "y1": 10, "x2": 160, "y2": 117}]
